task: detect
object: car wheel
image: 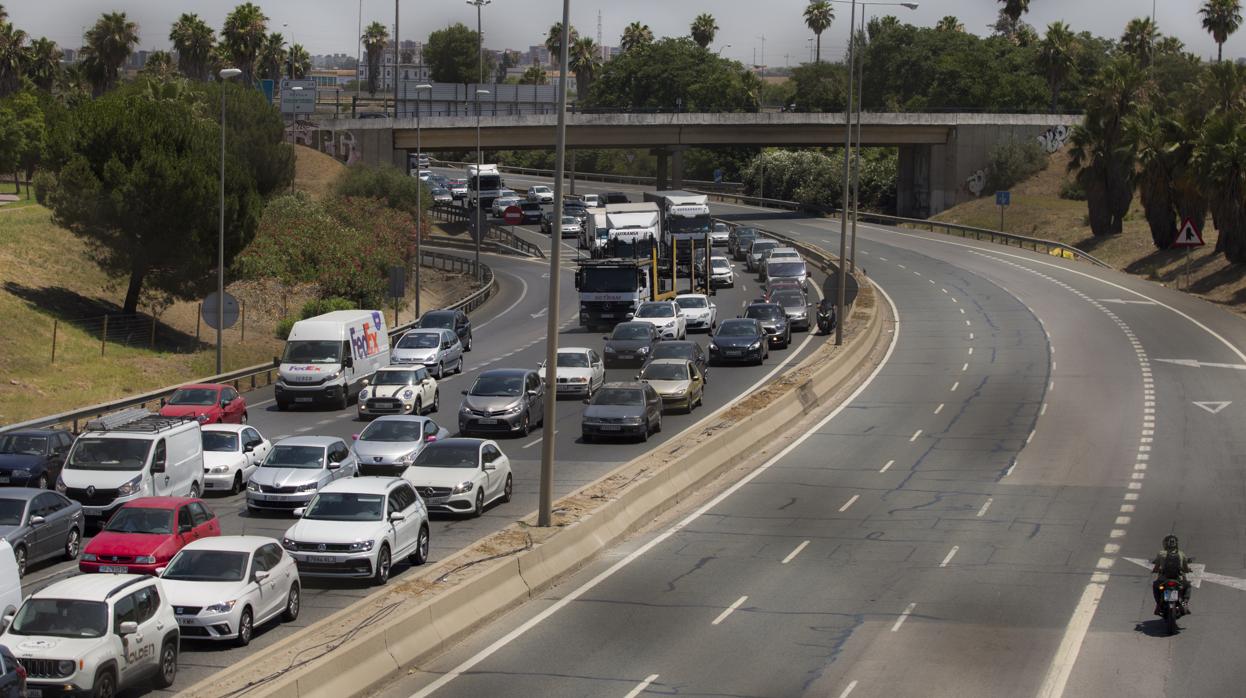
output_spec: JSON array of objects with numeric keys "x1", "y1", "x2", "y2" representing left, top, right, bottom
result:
[
  {"x1": 413, "y1": 398, "x2": 422, "y2": 416},
  {"x1": 93, "y1": 669, "x2": 117, "y2": 698},
  {"x1": 338, "y1": 389, "x2": 349, "y2": 411},
  {"x1": 436, "y1": 362, "x2": 444, "y2": 379},
  {"x1": 432, "y1": 390, "x2": 441, "y2": 413},
  {"x1": 373, "y1": 544, "x2": 392, "y2": 586},
  {"x1": 654, "y1": 414, "x2": 663, "y2": 434},
  {"x1": 153, "y1": 640, "x2": 177, "y2": 688},
  {"x1": 465, "y1": 333, "x2": 473, "y2": 351},
  {"x1": 456, "y1": 356, "x2": 464, "y2": 374},
  {"x1": 276, "y1": 399, "x2": 289, "y2": 411},
  {"x1": 64, "y1": 528, "x2": 81, "y2": 561},
  {"x1": 35, "y1": 473, "x2": 49, "y2": 490},
  {"x1": 235, "y1": 607, "x2": 254, "y2": 647},
  {"x1": 501, "y1": 473, "x2": 513, "y2": 503},
  {"x1": 241, "y1": 411, "x2": 249, "y2": 424},
  {"x1": 521, "y1": 413, "x2": 531, "y2": 436},
  {"x1": 14, "y1": 544, "x2": 27, "y2": 577},
  {"x1": 231, "y1": 472, "x2": 243, "y2": 495},
  {"x1": 282, "y1": 583, "x2": 301, "y2": 622},
  {"x1": 189, "y1": 481, "x2": 201, "y2": 498},
  {"x1": 473, "y1": 488, "x2": 485, "y2": 517},
  {"x1": 409, "y1": 526, "x2": 430, "y2": 565}
]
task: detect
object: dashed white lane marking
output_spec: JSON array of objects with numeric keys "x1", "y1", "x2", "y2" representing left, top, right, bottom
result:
[
  {"x1": 712, "y1": 596, "x2": 748, "y2": 625},
  {"x1": 977, "y1": 498, "x2": 993, "y2": 517},
  {"x1": 940, "y1": 546, "x2": 959, "y2": 567},
  {"x1": 624, "y1": 674, "x2": 660, "y2": 698},
  {"x1": 897, "y1": 264, "x2": 906, "y2": 269},
  {"x1": 879, "y1": 459, "x2": 894, "y2": 473},
  {"x1": 782, "y1": 541, "x2": 810, "y2": 564},
  {"x1": 965, "y1": 320, "x2": 971, "y2": 326},
  {"x1": 909, "y1": 429, "x2": 922, "y2": 442},
  {"x1": 1026, "y1": 429, "x2": 1036, "y2": 444},
  {"x1": 951, "y1": 298, "x2": 959, "y2": 304},
  {"x1": 961, "y1": 362, "x2": 969, "y2": 372},
  {"x1": 959, "y1": 308, "x2": 965, "y2": 314},
  {"x1": 521, "y1": 431, "x2": 558, "y2": 449},
  {"x1": 967, "y1": 347, "x2": 974, "y2": 355},
  {"x1": 950, "y1": 381, "x2": 959, "y2": 392},
  {"x1": 914, "y1": 271, "x2": 922, "y2": 276},
  {"x1": 968, "y1": 332, "x2": 974, "y2": 340},
  {"x1": 1041, "y1": 402, "x2": 1048, "y2": 415},
  {"x1": 838, "y1": 680, "x2": 859, "y2": 698},
  {"x1": 941, "y1": 288, "x2": 948, "y2": 294},
  {"x1": 934, "y1": 403, "x2": 945, "y2": 415},
  {"x1": 838, "y1": 495, "x2": 860, "y2": 512},
  {"x1": 879, "y1": 257, "x2": 888, "y2": 261},
  {"x1": 891, "y1": 602, "x2": 917, "y2": 632}
]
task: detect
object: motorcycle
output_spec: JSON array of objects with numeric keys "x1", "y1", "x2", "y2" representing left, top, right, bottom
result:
[
  {"x1": 816, "y1": 305, "x2": 836, "y2": 335},
  {"x1": 1159, "y1": 579, "x2": 1188, "y2": 635}
]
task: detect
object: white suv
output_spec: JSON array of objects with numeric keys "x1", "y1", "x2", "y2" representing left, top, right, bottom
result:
[
  {"x1": 282, "y1": 477, "x2": 430, "y2": 585},
  {"x1": 2, "y1": 574, "x2": 179, "y2": 696}
]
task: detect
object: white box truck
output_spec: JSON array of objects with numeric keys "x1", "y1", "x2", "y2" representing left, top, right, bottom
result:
[
  {"x1": 275, "y1": 310, "x2": 391, "y2": 410},
  {"x1": 603, "y1": 202, "x2": 661, "y2": 258}
]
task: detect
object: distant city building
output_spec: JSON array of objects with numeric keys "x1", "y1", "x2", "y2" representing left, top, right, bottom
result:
[
  {"x1": 356, "y1": 40, "x2": 426, "y2": 88},
  {"x1": 61, "y1": 47, "x2": 77, "y2": 63},
  {"x1": 127, "y1": 49, "x2": 150, "y2": 68},
  {"x1": 310, "y1": 69, "x2": 356, "y2": 88},
  {"x1": 527, "y1": 45, "x2": 550, "y2": 67}
]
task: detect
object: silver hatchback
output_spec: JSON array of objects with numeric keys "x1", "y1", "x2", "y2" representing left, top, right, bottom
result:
[
  {"x1": 352, "y1": 416, "x2": 451, "y2": 478},
  {"x1": 246, "y1": 436, "x2": 358, "y2": 514},
  {"x1": 392, "y1": 328, "x2": 464, "y2": 379}
]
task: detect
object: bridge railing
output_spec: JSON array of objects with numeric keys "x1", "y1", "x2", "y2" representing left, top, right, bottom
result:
[
  {"x1": 0, "y1": 250, "x2": 496, "y2": 434},
  {"x1": 429, "y1": 203, "x2": 545, "y2": 258},
  {"x1": 430, "y1": 158, "x2": 744, "y2": 194}
]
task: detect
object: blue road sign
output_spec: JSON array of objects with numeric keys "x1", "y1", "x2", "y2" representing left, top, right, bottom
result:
[
  {"x1": 713, "y1": 168, "x2": 723, "y2": 184},
  {"x1": 260, "y1": 79, "x2": 275, "y2": 104},
  {"x1": 995, "y1": 190, "x2": 1011, "y2": 206}
]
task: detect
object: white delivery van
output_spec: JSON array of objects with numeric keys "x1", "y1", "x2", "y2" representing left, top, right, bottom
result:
[
  {"x1": 275, "y1": 310, "x2": 390, "y2": 410},
  {"x1": 58, "y1": 408, "x2": 206, "y2": 522}
]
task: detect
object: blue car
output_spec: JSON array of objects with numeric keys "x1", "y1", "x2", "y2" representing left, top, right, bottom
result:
[{"x1": 0, "y1": 429, "x2": 73, "y2": 490}]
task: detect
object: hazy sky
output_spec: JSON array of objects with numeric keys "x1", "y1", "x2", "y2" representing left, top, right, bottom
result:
[{"x1": 6, "y1": 0, "x2": 1242, "y2": 66}]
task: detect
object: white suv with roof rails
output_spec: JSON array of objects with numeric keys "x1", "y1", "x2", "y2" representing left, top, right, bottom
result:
[{"x1": 1, "y1": 573, "x2": 179, "y2": 696}]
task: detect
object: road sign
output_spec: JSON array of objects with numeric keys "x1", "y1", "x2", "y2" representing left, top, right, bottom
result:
[
  {"x1": 202, "y1": 292, "x2": 240, "y2": 330},
  {"x1": 995, "y1": 191, "x2": 1011, "y2": 206},
  {"x1": 279, "y1": 79, "x2": 317, "y2": 115},
  {"x1": 259, "y1": 79, "x2": 275, "y2": 104},
  {"x1": 713, "y1": 168, "x2": 724, "y2": 184},
  {"x1": 503, "y1": 205, "x2": 523, "y2": 225},
  {"x1": 387, "y1": 266, "x2": 406, "y2": 299},
  {"x1": 1171, "y1": 218, "x2": 1205, "y2": 248}
]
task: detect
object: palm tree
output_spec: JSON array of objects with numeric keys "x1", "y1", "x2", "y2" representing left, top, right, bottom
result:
[
  {"x1": 569, "y1": 36, "x2": 600, "y2": 101},
  {"x1": 935, "y1": 16, "x2": 964, "y2": 33},
  {"x1": 169, "y1": 13, "x2": 215, "y2": 81},
  {"x1": 620, "y1": 22, "x2": 653, "y2": 52},
  {"x1": 1120, "y1": 17, "x2": 1159, "y2": 68},
  {"x1": 81, "y1": 11, "x2": 139, "y2": 94},
  {"x1": 1125, "y1": 107, "x2": 1182, "y2": 248},
  {"x1": 803, "y1": 1, "x2": 833, "y2": 64},
  {"x1": 257, "y1": 32, "x2": 286, "y2": 81},
  {"x1": 0, "y1": 20, "x2": 28, "y2": 97},
  {"x1": 361, "y1": 22, "x2": 388, "y2": 96},
  {"x1": 1192, "y1": 108, "x2": 1246, "y2": 261},
  {"x1": 519, "y1": 64, "x2": 548, "y2": 85},
  {"x1": 1157, "y1": 36, "x2": 1186, "y2": 56},
  {"x1": 25, "y1": 37, "x2": 61, "y2": 91},
  {"x1": 690, "y1": 13, "x2": 718, "y2": 50},
  {"x1": 1068, "y1": 57, "x2": 1146, "y2": 237},
  {"x1": 1201, "y1": 0, "x2": 1243, "y2": 63},
  {"x1": 545, "y1": 22, "x2": 577, "y2": 96},
  {"x1": 997, "y1": 0, "x2": 1031, "y2": 24},
  {"x1": 141, "y1": 50, "x2": 177, "y2": 80},
  {"x1": 1038, "y1": 22, "x2": 1077, "y2": 113},
  {"x1": 289, "y1": 43, "x2": 310, "y2": 79},
  {"x1": 222, "y1": 2, "x2": 268, "y2": 85}
]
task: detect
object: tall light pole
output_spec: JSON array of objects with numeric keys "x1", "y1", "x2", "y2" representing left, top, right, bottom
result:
[
  {"x1": 356, "y1": 0, "x2": 363, "y2": 100},
  {"x1": 474, "y1": 88, "x2": 489, "y2": 282},
  {"x1": 413, "y1": 83, "x2": 432, "y2": 319},
  {"x1": 217, "y1": 68, "x2": 242, "y2": 374},
  {"x1": 835, "y1": 0, "x2": 856, "y2": 347},
  {"x1": 716, "y1": 43, "x2": 732, "y2": 57},
  {"x1": 393, "y1": 0, "x2": 400, "y2": 117}
]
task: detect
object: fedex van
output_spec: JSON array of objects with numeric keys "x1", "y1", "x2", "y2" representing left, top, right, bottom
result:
[{"x1": 275, "y1": 310, "x2": 391, "y2": 410}]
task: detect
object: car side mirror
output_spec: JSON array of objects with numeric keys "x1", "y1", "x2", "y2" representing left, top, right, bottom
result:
[
  {"x1": 244, "y1": 443, "x2": 255, "y2": 453},
  {"x1": 1, "y1": 613, "x2": 12, "y2": 630},
  {"x1": 28, "y1": 515, "x2": 45, "y2": 526},
  {"x1": 460, "y1": 389, "x2": 469, "y2": 395},
  {"x1": 151, "y1": 460, "x2": 165, "y2": 474},
  {"x1": 273, "y1": 356, "x2": 280, "y2": 368},
  {"x1": 119, "y1": 621, "x2": 139, "y2": 636},
  {"x1": 220, "y1": 399, "x2": 230, "y2": 408},
  {"x1": 328, "y1": 460, "x2": 342, "y2": 470},
  {"x1": 601, "y1": 336, "x2": 609, "y2": 341},
  {"x1": 361, "y1": 379, "x2": 370, "y2": 388},
  {"x1": 293, "y1": 507, "x2": 305, "y2": 517},
  {"x1": 155, "y1": 567, "x2": 166, "y2": 577},
  {"x1": 389, "y1": 511, "x2": 407, "y2": 522},
  {"x1": 582, "y1": 398, "x2": 591, "y2": 405},
  {"x1": 351, "y1": 434, "x2": 359, "y2": 441},
  {"x1": 625, "y1": 313, "x2": 634, "y2": 320},
  {"x1": 343, "y1": 355, "x2": 354, "y2": 369},
  {"x1": 254, "y1": 569, "x2": 270, "y2": 583},
  {"x1": 425, "y1": 435, "x2": 437, "y2": 443},
  {"x1": 179, "y1": 524, "x2": 192, "y2": 534},
  {"x1": 483, "y1": 462, "x2": 496, "y2": 471}
]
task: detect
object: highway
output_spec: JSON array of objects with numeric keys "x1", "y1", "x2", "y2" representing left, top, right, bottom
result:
[
  {"x1": 18, "y1": 187, "x2": 837, "y2": 695},
  {"x1": 364, "y1": 175, "x2": 1246, "y2": 698}
]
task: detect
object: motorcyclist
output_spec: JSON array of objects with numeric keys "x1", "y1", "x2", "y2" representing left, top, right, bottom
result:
[
  {"x1": 1151, "y1": 534, "x2": 1193, "y2": 616},
  {"x1": 816, "y1": 297, "x2": 837, "y2": 334}
]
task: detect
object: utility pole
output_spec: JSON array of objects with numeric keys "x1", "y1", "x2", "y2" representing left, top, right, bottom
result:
[
  {"x1": 393, "y1": 0, "x2": 399, "y2": 118},
  {"x1": 467, "y1": 0, "x2": 491, "y2": 282},
  {"x1": 836, "y1": 0, "x2": 856, "y2": 347},
  {"x1": 356, "y1": 0, "x2": 363, "y2": 100}
]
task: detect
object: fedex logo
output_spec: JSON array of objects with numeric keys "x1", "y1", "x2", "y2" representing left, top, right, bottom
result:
[{"x1": 349, "y1": 312, "x2": 386, "y2": 359}]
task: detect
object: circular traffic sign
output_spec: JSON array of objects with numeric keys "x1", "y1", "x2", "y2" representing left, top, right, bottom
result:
[
  {"x1": 202, "y1": 291, "x2": 240, "y2": 330},
  {"x1": 503, "y1": 205, "x2": 523, "y2": 225}
]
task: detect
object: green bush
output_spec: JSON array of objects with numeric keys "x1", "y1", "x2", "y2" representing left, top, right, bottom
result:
[
  {"x1": 1058, "y1": 177, "x2": 1086, "y2": 201},
  {"x1": 275, "y1": 317, "x2": 297, "y2": 340},
  {"x1": 300, "y1": 297, "x2": 356, "y2": 319},
  {"x1": 333, "y1": 164, "x2": 430, "y2": 219},
  {"x1": 984, "y1": 140, "x2": 1047, "y2": 193},
  {"x1": 32, "y1": 169, "x2": 55, "y2": 205}
]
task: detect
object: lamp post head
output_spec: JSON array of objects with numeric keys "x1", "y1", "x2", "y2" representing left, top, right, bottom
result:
[
  {"x1": 219, "y1": 68, "x2": 242, "y2": 80},
  {"x1": 476, "y1": 89, "x2": 490, "y2": 95},
  {"x1": 900, "y1": 2, "x2": 918, "y2": 8},
  {"x1": 416, "y1": 83, "x2": 433, "y2": 91}
]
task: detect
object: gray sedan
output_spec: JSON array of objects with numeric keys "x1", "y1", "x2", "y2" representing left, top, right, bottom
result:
[
  {"x1": 353, "y1": 416, "x2": 451, "y2": 478},
  {"x1": 581, "y1": 382, "x2": 663, "y2": 443},
  {"x1": 0, "y1": 489, "x2": 83, "y2": 576}
]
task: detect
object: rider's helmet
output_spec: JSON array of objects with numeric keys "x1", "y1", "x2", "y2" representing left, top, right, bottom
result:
[{"x1": 1163, "y1": 534, "x2": 1179, "y2": 552}]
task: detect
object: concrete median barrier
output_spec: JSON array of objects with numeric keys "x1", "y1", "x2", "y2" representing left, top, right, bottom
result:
[{"x1": 177, "y1": 262, "x2": 890, "y2": 698}]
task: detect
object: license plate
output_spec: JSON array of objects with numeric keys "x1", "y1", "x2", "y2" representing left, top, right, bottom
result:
[
  {"x1": 26, "y1": 690, "x2": 42, "y2": 698},
  {"x1": 0, "y1": 476, "x2": 9, "y2": 484},
  {"x1": 100, "y1": 565, "x2": 129, "y2": 573},
  {"x1": 617, "y1": 353, "x2": 632, "y2": 359},
  {"x1": 295, "y1": 397, "x2": 313, "y2": 403},
  {"x1": 478, "y1": 418, "x2": 498, "y2": 425},
  {"x1": 726, "y1": 349, "x2": 742, "y2": 356},
  {"x1": 177, "y1": 617, "x2": 196, "y2": 626},
  {"x1": 1164, "y1": 590, "x2": 1179, "y2": 601},
  {"x1": 601, "y1": 313, "x2": 615, "y2": 318},
  {"x1": 307, "y1": 555, "x2": 337, "y2": 564},
  {"x1": 428, "y1": 496, "x2": 449, "y2": 505},
  {"x1": 599, "y1": 425, "x2": 622, "y2": 432}
]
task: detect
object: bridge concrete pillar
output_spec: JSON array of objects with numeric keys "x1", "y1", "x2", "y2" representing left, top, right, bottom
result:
[
  {"x1": 670, "y1": 147, "x2": 686, "y2": 189},
  {"x1": 652, "y1": 149, "x2": 669, "y2": 190}
]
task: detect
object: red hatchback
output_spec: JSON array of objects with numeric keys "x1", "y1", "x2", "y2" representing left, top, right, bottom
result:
[
  {"x1": 159, "y1": 383, "x2": 248, "y2": 424},
  {"x1": 79, "y1": 497, "x2": 221, "y2": 575}
]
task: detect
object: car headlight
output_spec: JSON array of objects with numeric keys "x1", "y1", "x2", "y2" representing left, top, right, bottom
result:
[
  {"x1": 9, "y1": 470, "x2": 29, "y2": 479},
  {"x1": 604, "y1": 346, "x2": 617, "y2": 353},
  {"x1": 281, "y1": 536, "x2": 297, "y2": 551},
  {"x1": 503, "y1": 403, "x2": 523, "y2": 415},
  {"x1": 451, "y1": 480, "x2": 475, "y2": 494},
  {"x1": 569, "y1": 377, "x2": 588, "y2": 383},
  {"x1": 81, "y1": 553, "x2": 97, "y2": 562},
  {"x1": 56, "y1": 659, "x2": 75, "y2": 676},
  {"x1": 247, "y1": 480, "x2": 260, "y2": 492},
  {"x1": 637, "y1": 346, "x2": 650, "y2": 354},
  {"x1": 623, "y1": 417, "x2": 644, "y2": 425},
  {"x1": 211, "y1": 465, "x2": 230, "y2": 474},
  {"x1": 196, "y1": 414, "x2": 210, "y2": 424},
  {"x1": 749, "y1": 342, "x2": 762, "y2": 350},
  {"x1": 204, "y1": 600, "x2": 237, "y2": 614},
  {"x1": 460, "y1": 404, "x2": 473, "y2": 414},
  {"x1": 118, "y1": 474, "x2": 144, "y2": 497},
  {"x1": 296, "y1": 482, "x2": 319, "y2": 493},
  {"x1": 402, "y1": 389, "x2": 414, "y2": 399},
  {"x1": 135, "y1": 555, "x2": 157, "y2": 564},
  {"x1": 348, "y1": 539, "x2": 375, "y2": 552},
  {"x1": 359, "y1": 389, "x2": 370, "y2": 401},
  {"x1": 398, "y1": 449, "x2": 421, "y2": 465},
  {"x1": 708, "y1": 342, "x2": 720, "y2": 352}
]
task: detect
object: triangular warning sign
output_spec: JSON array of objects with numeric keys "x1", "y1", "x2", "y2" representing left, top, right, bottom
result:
[{"x1": 1172, "y1": 218, "x2": 1205, "y2": 248}]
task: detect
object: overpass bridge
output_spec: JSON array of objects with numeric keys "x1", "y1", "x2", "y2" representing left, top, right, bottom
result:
[{"x1": 301, "y1": 112, "x2": 1079, "y2": 217}]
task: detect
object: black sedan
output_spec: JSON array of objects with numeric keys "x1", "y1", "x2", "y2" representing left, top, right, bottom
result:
[
  {"x1": 0, "y1": 429, "x2": 72, "y2": 490},
  {"x1": 728, "y1": 227, "x2": 760, "y2": 260},
  {"x1": 0, "y1": 489, "x2": 83, "y2": 576},
  {"x1": 418, "y1": 308, "x2": 473, "y2": 351},
  {"x1": 647, "y1": 340, "x2": 709, "y2": 383},
  {"x1": 602, "y1": 322, "x2": 660, "y2": 368},
  {"x1": 519, "y1": 201, "x2": 544, "y2": 224},
  {"x1": 743, "y1": 302, "x2": 792, "y2": 348},
  {"x1": 709, "y1": 318, "x2": 768, "y2": 365},
  {"x1": 581, "y1": 382, "x2": 663, "y2": 443}
]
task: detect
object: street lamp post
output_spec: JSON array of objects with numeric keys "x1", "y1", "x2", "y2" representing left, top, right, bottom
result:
[
  {"x1": 413, "y1": 83, "x2": 432, "y2": 319},
  {"x1": 716, "y1": 44, "x2": 732, "y2": 57},
  {"x1": 393, "y1": 0, "x2": 400, "y2": 117},
  {"x1": 474, "y1": 88, "x2": 489, "y2": 282},
  {"x1": 835, "y1": 0, "x2": 856, "y2": 347},
  {"x1": 356, "y1": 0, "x2": 363, "y2": 100},
  {"x1": 217, "y1": 68, "x2": 242, "y2": 375}
]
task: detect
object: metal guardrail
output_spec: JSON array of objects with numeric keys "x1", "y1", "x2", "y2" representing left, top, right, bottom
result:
[
  {"x1": 430, "y1": 158, "x2": 744, "y2": 194},
  {"x1": 693, "y1": 190, "x2": 1110, "y2": 268},
  {"x1": 1, "y1": 250, "x2": 496, "y2": 435},
  {"x1": 430, "y1": 202, "x2": 545, "y2": 258}
]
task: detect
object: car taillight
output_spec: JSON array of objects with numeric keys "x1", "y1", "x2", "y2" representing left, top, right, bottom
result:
[{"x1": 14, "y1": 662, "x2": 25, "y2": 681}]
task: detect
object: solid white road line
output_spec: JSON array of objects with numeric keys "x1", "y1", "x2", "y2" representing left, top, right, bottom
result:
[
  {"x1": 879, "y1": 459, "x2": 894, "y2": 473},
  {"x1": 712, "y1": 596, "x2": 748, "y2": 626},
  {"x1": 521, "y1": 431, "x2": 558, "y2": 449},
  {"x1": 891, "y1": 603, "x2": 917, "y2": 632},
  {"x1": 910, "y1": 429, "x2": 922, "y2": 442},
  {"x1": 961, "y1": 362, "x2": 969, "y2": 372},
  {"x1": 940, "y1": 546, "x2": 959, "y2": 567},
  {"x1": 1036, "y1": 573, "x2": 1110, "y2": 698},
  {"x1": 405, "y1": 278, "x2": 903, "y2": 698},
  {"x1": 977, "y1": 498, "x2": 992, "y2": 517},
  {"x1": 950, "y1": 381, "x2": 959, "y2": 392},
  {"x1": 781, "y1": 541, "x2": 810, "y2": 565},
  {"x1": 623, "y1": 675, "x2": 660, "y2": 698},
  {"x1": 933, "y1": 403, "x2": 944, "y2": 415},
  {"x1": 838, "y1": 495, "x2": 859, "y2": 512},
  {"x1": 838, "y1": 680, "x2": 859, "y2": 698},
  {"x1": 475, "y1": 273, "x2": 530, "y2": 331}
]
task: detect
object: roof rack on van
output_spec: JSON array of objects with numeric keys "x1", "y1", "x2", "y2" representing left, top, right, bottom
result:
[{"x1": 84, "y1": 408, "x2": 193, "y2": 434}]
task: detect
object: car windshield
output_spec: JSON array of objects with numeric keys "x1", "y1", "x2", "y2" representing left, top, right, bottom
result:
[
  {"x1": 652, "y1": 343, "x2": 693, "y2": 360},
  {"x1": 282, "y1": 340, "x2": 342, "y2": 365},
  {"x1": 713, "y1": 223, "x2": 729, "y2": 232},
  {"x1": 374, "y1": 370, "x2": 418, "y2": 386},
  {"x1": 432, "y1": 188, "x2": 450, "y2": 196},
  {"x1": 768, "y1": 262, "x2": 807, "y2": 277},
  {"x1": 304, "y1": 492, "x2": 385, "y2": 521},
  {"x1": 712, "y1": 259, "x2": 731, "y2": 270},
  {"x1": 636, "y1": 304, "x2": 674, "y2": 318},
  {"x1": 360, "y1": 420, "x2": 424, "y2": 442},
  {"x1": 736, "y1": 229, "x2": 758, "y2": 240},
  {"x1": 263, "y1": 445, "x2": 325, "y2": 469},
  {"x1": 104, "y1": 507, "x2": 172, "y2": 535},
  {"x1": 412, "y1": 444, "x2": 479, "y2": 468},
  {"x1": 66, "y1": 437, "x2": 150, "y2": 472},
  {"x1": 579, "y1": 267, "x2": 639, "y2": 293},
  {"x1": 718, "y1": 320, "x2": 758, "y2": 337},
  {"x1": 612, "y1": 324, "x2": 651, "y2": 340},
  {"x1": 472, "y1": 375, "x2": 524, "y2": 397},
  {"x1": 10, "y1": 599, "x2": 108, "y2": 639},
  {"x1": 642, "y1": 364, "x2": 689, "y2": 381},
  {"x1": 751, "y1": 242, "x2": 777, "y2": 254},
  {"x1": 557, "y1": 353, "x2": 590, "y2": 368},
  {"x1": 167, "y1": 388, "x2": 217, "y2": 406},
  {"x1": 562, "y1": 217, "x2": 578, "y2": 225},
  {"x1": 746, "y1": 306, "x2": 785, "y2": 321},
  {"x1": 398, "y1": 332, "x2": 441, "y2": 349},
  {"x1": 0, "y1": 499, "x2": 25, "y2": 526},
  {"x1": 418, "y1": 314, "x2": 454, "y2": 330},
  {"x1": 592, "y1": 388, "x2": 644, "y2": 406},
  {"x1": 163, "y1": 550, "x2": 248, "y2": 582},
  {"x1": 202, "y1": 432, "x2": 239, "y2": 452},
  {"x1": 0, "y1": 434, "x2": 45, "y2": 455},
  {"x1": 772, "y1": 291, "x2": 805, "y2": 307},
  {"x1": 676, "y1": 297, "x2": 708, "y2": 309}
]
